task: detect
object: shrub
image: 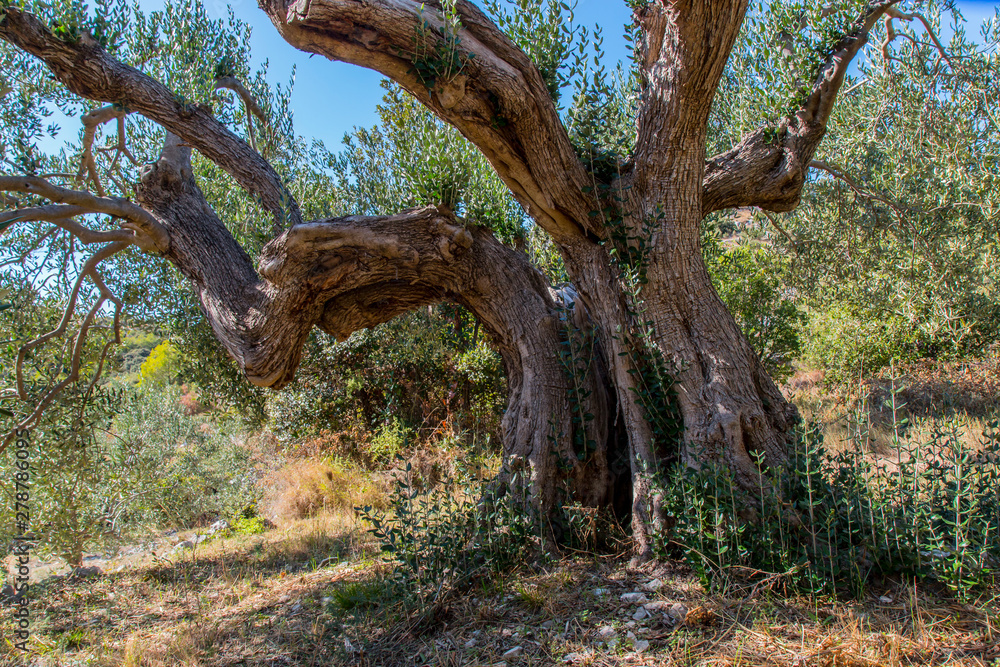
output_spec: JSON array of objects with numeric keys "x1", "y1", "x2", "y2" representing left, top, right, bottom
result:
[
  {"x1": 139, "y1": 340, "x2": 182, "y2": 387},
  {"x1": 802, "y1": 305, "x2": 931, "y2": 385},
  {"x1": 653, "y1": 419, "x2": 1000, "y2": 598},
  {"x1": 358, "y1": 463, "x2": 536, "y2": 608},
  {"x1": 706, "y1": 241, "x2": 805, "y2": 383}
]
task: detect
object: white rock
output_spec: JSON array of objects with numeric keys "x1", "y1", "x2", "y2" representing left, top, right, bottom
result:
[
  {"x1": 208, "y1": 520, "x2": 229, "y2": 533},
  {"x1": 643, "y1": 601, "x2": 671, "y2": 612},
  {"x1": 634, "y1": 639, "x2": 650, "y2": 653},
  {"x1": 540, "y1": 620, "x2": 554, "y2": 630},
  {"x1": 502, "y1": 647, "x2": 523, "y2": 658},
  {"x1": 632, "y1": 607, "x2": 650, "y2": 621},
  {"x1": 465, "y1": 638, "x2": 477, "y2": 649},
  {"x1": 173, "y1": 540, "x2": 195, "y2": 551},
  {"x1": 878, "y1": 596, "x2": 893, "y2": 603},
  {"x1": 593, "y1": 588, "x2": 610, "y2": 596},
  {"x1": 620, "y1": 592, "x2": 649, "y2": 604},
  {"x1": 596, "y1": 625, "x2": 616, "y2": 640},
  {"x1": 642, "y1": 578, "x2": 664, "y2": 592}
]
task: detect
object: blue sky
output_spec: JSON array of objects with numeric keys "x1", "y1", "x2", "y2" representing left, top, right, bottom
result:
[
  {"x1": 117, "y1": 0, "x2": 1000, "y2": 153},
  {"x1": 206, "y1": 1, "x2": 634, "y2": 149}
]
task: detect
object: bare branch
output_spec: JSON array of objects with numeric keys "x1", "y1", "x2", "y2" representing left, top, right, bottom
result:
[
  {"x1": 703, "y1": 0, "x2": 902, "y2": 215},
  {"x1": 76, "y1": 105, "x2": 122, "y2": 196},
  {"x1": 0, "y1": 174, "x2": 170, "y2": 252},
  {"x1": 0, "y1": 7, "x2": 301, "y2": 229},
  {"x1": 883, "y1": 6, "x2": 954, "y2": 70},
  {"x1": 13, "y1": 241, "x2": 128, "y2": 400},
  {"x1": 215, "y1": 75, "x2": 266, "y2": 152},
  {"x1": 0, "y1": 241, "x2": 129, "y2": 455},
  {"x1": 757, "y1": 209, "x2": 795, "y2": 246},
  {"x1": 0, "y1": 204, "x2": 137, "y2": 244}
]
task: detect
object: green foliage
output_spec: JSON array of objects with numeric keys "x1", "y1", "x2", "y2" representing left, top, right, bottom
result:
[
  {"x1": 367, "y1": 418, "x2": 412, "y2": 466},
  {"x1": 138, "y1": 340, "x2": 181, "y2": 387},
  {"x1": 802, "y1": 305, "x2": 930, "y2": 385},
  {"x1": 655, "y1": 419, "x2": 1000, "y2": 598},
  {"x1": 358, "y1": 463, "x2": 536, "y2": 607},
  {"x1": 334, "y1": 82, "x2": 525, "y2": 245},
  {"x1": 109, "y1": 384, "x2": 262, "y2": 531},
  {"x1": 228, "y1": 514, "x2": 268, "y2": 537},
  {"x1": 407, "y1": 0, "x2": 473, "y2": 91},
  {"x1": 268, "y1": 308, "x2": 505, "y2": 454},
  {"x1": 705, "y1": 239, "x2": 805, "y2": 383},
  {"x1": 717, "y1": 4, "x2": 1000, "y2": 379}
]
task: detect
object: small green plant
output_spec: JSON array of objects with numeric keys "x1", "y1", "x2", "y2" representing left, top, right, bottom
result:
[
  {"x1": 329, "y1": 581, "x2": 385, "y2": 611},
  {"x1": 406, "y1": 0, "x2": 474, "y2": 91},
  {"x1": 367, "y1": 418, "x2": 411, "y2": 466},
  {"x1": 654, "y1": 415, "x2": 1000, "y2": 598},
  {"x1": 357, "y1": 462, "x2": 536, "y2": 609},
  {"x1": 139, "y1": 340, "x2": 182, "y2": 387}
]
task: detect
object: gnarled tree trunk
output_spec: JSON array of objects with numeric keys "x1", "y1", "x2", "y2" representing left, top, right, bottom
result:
[{"x1": 137, "y1": 134, "x2": 624, "y2": 542}]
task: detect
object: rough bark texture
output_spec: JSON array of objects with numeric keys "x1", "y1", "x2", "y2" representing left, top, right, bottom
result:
[{"x1": 136, "y1": 136, "x2": 622, "y2": 536}]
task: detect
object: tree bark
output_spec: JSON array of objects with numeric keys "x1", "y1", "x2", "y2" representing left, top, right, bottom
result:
[{"x1": 136, "y1": 135, "x2": 623, "y2": 541}]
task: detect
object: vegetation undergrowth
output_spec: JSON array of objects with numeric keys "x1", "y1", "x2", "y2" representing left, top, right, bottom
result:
[{"x1": 655, "y1": 413, "x2": 1000, "y2": 599}]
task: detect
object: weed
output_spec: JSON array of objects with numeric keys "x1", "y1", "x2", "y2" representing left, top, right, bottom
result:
[{"x1": 655, "y1": 415, "x2": 1000, "y2": 598}]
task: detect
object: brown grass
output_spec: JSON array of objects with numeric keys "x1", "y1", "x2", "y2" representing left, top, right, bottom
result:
[
  {"x1": 2, "y1": 519, "x2": 996, "y2": 667},
  {"x1": 261, "y1": 459, "x2": 389, "y2": 522}
]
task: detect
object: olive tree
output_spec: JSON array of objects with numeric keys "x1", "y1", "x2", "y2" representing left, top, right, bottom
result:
[{"x1": 0, "y1": 0, "x2": 990, "y2": 559}]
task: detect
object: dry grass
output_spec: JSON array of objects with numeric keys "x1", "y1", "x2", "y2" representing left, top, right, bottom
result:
[
  {"x1": 0, "y1": 508, "x2": 379, "y2": 666},
  {"x1": 261, "y1": 459, "x2": 389, "y2": 522},
  {"x1": 784, "y1": 358, "x2": 998, "y2": 457},
  {"x1": 2, "y1": 520, "x2": 996, "y2": 667}
]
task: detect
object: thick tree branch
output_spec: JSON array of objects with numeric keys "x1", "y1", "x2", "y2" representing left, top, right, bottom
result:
[
  {"x1": 631, "y1": 0, "x2": 751, "y2": 199},
  {"x1": 0, "y1": 7, "x2": 301, "y2": 228},
  {"x1": 257, "y1": 0, "x2": 598, "y2": 242},
  {"x1": 702, "y1": 0, "x2": 900, "y2": 215}
]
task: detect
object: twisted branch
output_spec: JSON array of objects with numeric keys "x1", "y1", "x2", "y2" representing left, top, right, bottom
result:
[
  {"x1": 702, "y1": 0, "x2": 902, "y2": 214},
  {"x1": 76, "y1": 105, "x2": 136, "y2": 196},
  {"x1": 0, "y1": 242, "x2": 129, "y2": 454},
  {"x1": 0, "y1": 174, "x2": 170, "y2": 252},
  {"x1": 0, "y1": 7, "x2": 301, "y2": 229}
]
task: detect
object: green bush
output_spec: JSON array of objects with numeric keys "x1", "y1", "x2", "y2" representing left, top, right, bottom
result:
[
  {"x1": 268, "y1": 308, "x2": 505, "y2": 451},
  {"x1": 358, "y1": 463, "x2": 536, "y2": 608},
  {"x1": 706, "y1": 241, "x2": 805, "y2": 383},
  {"x1": 802, "y1": 305, "x2": 931, "y2": 385},
  {"x1": 654, "y1": 419, "x2": 1000, "y2": 598},
  {"x1": 139, "y1": 340, "x2": 182, "y2": 387}
]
